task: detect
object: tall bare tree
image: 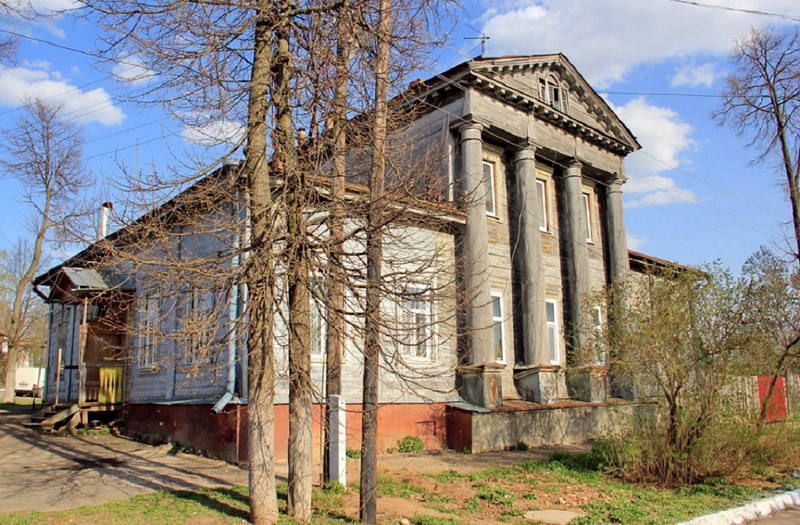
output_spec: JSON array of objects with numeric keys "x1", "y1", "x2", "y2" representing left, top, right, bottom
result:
[
  {"x1": 83, "y1": 2, "x2": 457, "y2": 523},
  {"x1": 360, "y1": 0, "x2": 391, "y2": 522},
  {"x1": 0, "y1": 241, "x2": 49, "y2": 377},
  {"x1": 716, "y1": 28, "x2": 800, "y2": 259},
  {"x1": 0, "y1": 99, "x2": 88, "y2": 403}
]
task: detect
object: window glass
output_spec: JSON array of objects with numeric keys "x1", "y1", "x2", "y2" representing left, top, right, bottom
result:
[
  {"x1": 492, "y1": 294, "x2": 504, "y2": 362},
  {"x1": 482, "y1": 161, "x2": 496, "y2": 216},
  {"x1": 536, "y1": 179, "x2": 547, "y2": 231},
  {"x1": 310, "y1": 281, "x2": 327, "y2": 358},
  {"x1": 583, "y1": 193, "x2": 592, "y2": 242},
  {"x1": 546, "y1": 300, "x2": 559, "y2": 364},
  {"x1": 140, "y1": 292, "x2": 159, "y2": 367},
  {"x1": 400, "y1": 285, "x2": 430, "y2": 359},
  {"x1": 547, "y1": 79, "x2": 561, "y2": 111}
]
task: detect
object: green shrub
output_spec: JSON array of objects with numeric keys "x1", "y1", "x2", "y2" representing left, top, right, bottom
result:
[
  {"x1": 516, "y1": 441, "x2": 529, "y2": 451},
  {"x1": 345, "y1": 447, "x2": 361, "y2": 459},
  {"x1": 548, "y1": 449, "x2": 606, "y2": 471},
  {"x1": 322, "y1": 480, "x2": 345, "y2": 494},
  {"x1": 396, "y1": 435, "x2": 425, "y2": 453},
  {"x1": 464, "y1": 496, "x2": 482, "y2": 513},
  {"x1": 474, "y1": 484, "x2": 515, "y2": 506}
]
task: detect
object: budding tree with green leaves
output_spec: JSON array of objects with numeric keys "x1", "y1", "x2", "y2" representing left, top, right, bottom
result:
[{"x1": 582, "y1": 266, "x2": 755, "y2": 485}]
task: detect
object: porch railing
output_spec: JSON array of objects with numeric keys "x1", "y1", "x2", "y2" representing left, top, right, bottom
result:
[{"x1": 82, "y1": 363, "x2": 125, "y2": 404}]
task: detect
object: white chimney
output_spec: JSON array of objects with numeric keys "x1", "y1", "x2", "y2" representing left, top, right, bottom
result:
[{"x1": 98, "y1": 202, "x2": 113, "y2": 240}]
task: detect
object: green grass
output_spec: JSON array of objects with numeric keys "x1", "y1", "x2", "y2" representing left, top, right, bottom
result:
[
  {"x1": 375, "y1": 475, "x2": 426, "y2": 497},
  {"x1": 0, "y1": 398, "x2": 35, "y2": 411},
  {"x1": 0, "y1": 487, "x2": 251, "y2": 525},
  {"x1": 0, "y1": 447, "x2": 794, "y2": 524}
]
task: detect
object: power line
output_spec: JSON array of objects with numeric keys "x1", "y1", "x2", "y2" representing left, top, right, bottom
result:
[
  {"x1": 604, "y1": 91, "x2": 720, "y2": 99},
  {"x1": 0, "y1": 28, "x2": 100, "y2": 58},
  {"x1": 664, "y1": 0, "x2": 800, "y2": 22}
]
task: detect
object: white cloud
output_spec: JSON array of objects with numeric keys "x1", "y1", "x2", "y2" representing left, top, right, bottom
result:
[
  {"x1": 627, "y1": 234, "x2": 645, "y2": 252},
  {"x1": 0, "y1": 66, "x2": 125, "y2": 125},
  {"x1": 610, "y1": 97, "x2": 698, "y2": 207},
  {"x1": 182, "y1": 120, "x2": 245, "y2": 146},
  {"x1": 7, "y1": 0, "x2": 79, "y2": 13},
  {"x1": 626, "y1": 186, "x2": 698, "y2": 209},
  {"x1": 478, "y1": 0, "x2": 798, "y2": 88},
  {"x1": 112, "y1": 57, "x2": 155, "y2": 85},
  {"x1": 670, "y1": 62, "x2": 720, "y2": 88}
]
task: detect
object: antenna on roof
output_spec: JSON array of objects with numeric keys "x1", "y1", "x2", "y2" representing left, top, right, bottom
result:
[{"x1": 464, "y1": 26, "x2": 490, "y2": 57}]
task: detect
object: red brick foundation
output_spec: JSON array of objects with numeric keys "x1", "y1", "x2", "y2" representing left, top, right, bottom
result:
[{"x1": 124, "y1": 401, "x2": 447, "y2": 464}]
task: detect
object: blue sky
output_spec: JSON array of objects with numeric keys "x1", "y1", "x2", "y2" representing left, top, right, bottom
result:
[{"x1": 0, "y1": 0, "x2": 798, "y2": 272}]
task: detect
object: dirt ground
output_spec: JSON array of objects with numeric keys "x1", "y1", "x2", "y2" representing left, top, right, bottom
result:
[
  {"x1": 0, "y1": 405, "x2": 590, "y2": 518},
  {"x1": 0, "y1": 407, "x2": 249, "y2": 513}
]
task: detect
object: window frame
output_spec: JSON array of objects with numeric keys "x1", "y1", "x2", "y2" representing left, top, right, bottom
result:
[
  {"x1": 547, "y1": 78, "x2": 562, "y2": 112},
  {"x1": 536, "y1": 179, "x2": 548, "y2": 232},
  {"x1": 398, "y1": 284, "x2": 432, "y2": 360},
  {"x1": 546, "y1": 299, "x2": 560, "y2": 365},
  {"x1": 583, "y1": 193, "x2": 593, "y2": 243},
  {"x1": 540, "y1": 75, "x2": 566, "y2": 113},
  {"x1": 139, "y1": 290, "x2": 160, "y2": 369},
  {"x1": 184, "y1": 287, "x2": 217, "y2": 365},
  {"x1": 592, "y1": 305, "x2": 605, "y2": 364},
  {"x1": 491, "y1": 292, "x2": 506, "y2": 364},
  {"x1": 482, "y1": 160, "x2": 497, "y2": 217},
  {"x1": 310, "y1": 289, "x2": 327, "y2": 360}
]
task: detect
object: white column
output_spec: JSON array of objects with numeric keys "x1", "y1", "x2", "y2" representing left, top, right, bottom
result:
[{"x1": 327, "y1": 394, "x2": 347, "y2": 485}]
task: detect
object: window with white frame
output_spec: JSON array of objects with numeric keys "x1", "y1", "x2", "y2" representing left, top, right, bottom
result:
[
  {"x1": 583, "y1": 193, "x2": 593, "y2": 243},
  {"x1": 536, "y1": 179, "x2": 548, "y2": 232},
  {"x1": 546, "y1": 299, "x2": 559, "y2": 364},
  {"x1": 399, "y1": 284, "x2": 431, "y2": 359},
  {"x1": 491, "y1": 293, "x2": 505, "y2": 363},
  {"x1": 310, "y1": 291, "x2": 327, "y2": 359},
  {"x1": 139, "y1": 291, "x2": 160, "y2": 368},
  {"x1": 592, "y1": 305, "x2": 605, "y2": 364},
  {"x1": 539, "y1": 76, "x2": 565, "y2": 112},
  {"x1": 482, "y1": 161, "x2": 496, "y2": 216},
  {"x1": 184, "y1": 287, "x2": 216, "y2": 365}
]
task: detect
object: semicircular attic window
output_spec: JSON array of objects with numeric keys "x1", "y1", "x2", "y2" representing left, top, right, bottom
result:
[{"x1": 539, "y1": 75, "x2": 566, "y2": 113}]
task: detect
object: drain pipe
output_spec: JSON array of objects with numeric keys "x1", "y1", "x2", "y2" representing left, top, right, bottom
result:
[{"x1": 211, "y1": 178, "x2": 241, "y2": 416}]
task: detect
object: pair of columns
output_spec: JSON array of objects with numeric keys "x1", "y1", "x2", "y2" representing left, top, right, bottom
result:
[{"x1": 457, "y1": 120, "x2": 629, "y2": 408}]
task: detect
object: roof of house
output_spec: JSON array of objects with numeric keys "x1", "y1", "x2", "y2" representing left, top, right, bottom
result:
[{"x1": 405, "y1": 54, "x2": 641, "y2": 155}]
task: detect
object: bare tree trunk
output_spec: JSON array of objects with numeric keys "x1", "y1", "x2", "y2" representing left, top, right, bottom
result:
[
  {"x1": 360, "y1": 1, "x2": 391, "y2": 522},
  {"x1": 273, "y1": 14, "x2": 313, "y2": 523},
  {"x1": 324, "y1": 6, "x2": 351, "y2": 483},
  {"x1": 772, "y1": 90, "x2": 800, "y2": 259},
  {"x1": 244, "y1": 6, "x2": 278, "y2": 524}
]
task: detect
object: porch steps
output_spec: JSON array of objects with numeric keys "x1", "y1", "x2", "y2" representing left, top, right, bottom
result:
[{"x1": 24, "y1": 404, "x2": 80, "y2": 433}]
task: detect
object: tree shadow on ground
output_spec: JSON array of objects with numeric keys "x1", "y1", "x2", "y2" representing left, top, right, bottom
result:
[{"x1": 171, "y1": 488, "x2": 250, "y2": 521}]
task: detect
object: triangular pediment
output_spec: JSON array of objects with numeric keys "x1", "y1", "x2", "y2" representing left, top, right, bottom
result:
[{"x1": 465, "y1": 55, "x2": 639, "y2": 152}]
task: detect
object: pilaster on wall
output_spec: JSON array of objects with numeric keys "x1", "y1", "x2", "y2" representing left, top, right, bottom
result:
[
  {"x1": 513, "y1": 143, "x2": 546, "y2": 367},
  {"x1": 561, "y1": 158, "x2": 590, "y2": 350},
  {"x1": 455, "y1": 118, "x2": 503, "y2": 408},
  {"x1": 511, "y1": 142, "x2": 559, "y2": 405},
  {"x1": 605, "y1": 175, "x2": 629, "y2": 281}
]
